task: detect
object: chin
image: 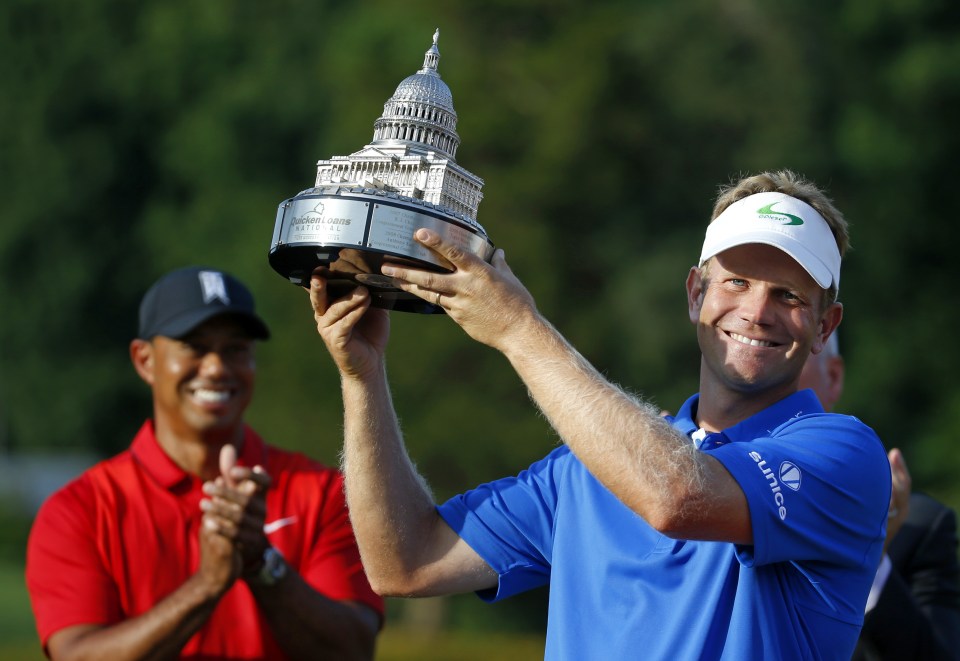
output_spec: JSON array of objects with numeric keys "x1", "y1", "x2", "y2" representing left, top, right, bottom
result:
[
  {"x1": 186, "y1": 412, "x2": 241, "y2": 435},
  {"x1": 723, "y1": 371, "x2": 774, "y2": 393}
]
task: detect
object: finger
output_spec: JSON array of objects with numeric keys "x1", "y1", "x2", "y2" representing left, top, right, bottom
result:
[
  {"x1": 220, "y1": 444, "x2": 238, "y2": 489},
  {"x1": 887, "y1": 447, "x2": 902, "y2": 469},
  {"x1": 203, "y1": 484, "x2": 265, "y2": 521},
  {"x1": 413, "y1": 227, "x2": 464, "y2": 270},
  {"x1": 386, "y1": 241, "x2": 515, "y2": 300},
  {"x1": 490, "y1": 248, "x2": 509, "y2": 270},
  {"x1": 204, "y1": 475, "x2": 268, "y2": 513},
  {"x1": 202, "y1": 480, "x2": 224, "y2": 498},
  {"x1": 380, "y1": 261, "x2": 441, "y2": 291},
  {"x1": 253, "y1": 465, "x2": 270, "y2": 481},
  {"x1": 888, "y1": 448, "x2": 912, "y2": 496},
  {"x1": 206, "y1": 503, "x2": 268, "y2": 549},
  {"x1": 227, "y1": 465, "x2": 272, "y2": 491},
  {"x1": 309, "y1": 272, "x2": 331, "y2": 314},
  {"x1": 202, "y1": 479, "x2": 247, "y2": 507},
  {"x1": 413, "y1": 227, "x2": 472, "y2": 270},
  {"x1": 201, "y1": 495, "x2": 244, "y2": 522},
  {"x1": 320, "y1": 290, "x2": 376, "y2": 352},
  {"x1": 202, "y1": 510, "x2": 239, "y2": 538},
  {"x1": 201, "y1": 501, "x2": 266, "y2": 545},
  {"x1": 319, "y1": 285, "x2": 371, "y2": 326},
  {"x1": 378, "y1": 262, "x2": 460, "y2": 306},
  {"x1": 204, "y1": 497, "x2": 266, "y2": 530},
  {"x1": 889, "y1": 447, "x2": 912, "y2": 484},
  {"x1": 240, "y1": 476, "x2": 270, "y2": 498},
  {"x1": 202, "y1": 514, "x2": 220, "y2": 533}
]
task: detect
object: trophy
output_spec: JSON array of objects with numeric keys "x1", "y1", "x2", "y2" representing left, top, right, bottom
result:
[{"x1": 269, "y1": 29, "x2": 493, "y2": 314}]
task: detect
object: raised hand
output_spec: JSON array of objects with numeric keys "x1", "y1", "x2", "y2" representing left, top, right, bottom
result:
[
  {"x1": 309, "y1": 272, "x2": 391, "y2": 379},
  {"x1": 380, "y1": 228, "x2": 538, "y2": 351}
]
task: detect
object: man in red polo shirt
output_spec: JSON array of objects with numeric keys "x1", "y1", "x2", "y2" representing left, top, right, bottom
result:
[{"x1": 26, "y1": 266, "x2": 383, "y2": 660}]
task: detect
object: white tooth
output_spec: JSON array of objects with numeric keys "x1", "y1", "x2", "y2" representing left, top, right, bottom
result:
[
  {"x1": 195, "y1": 389, "x2": 229, "y2": 403},
  {"x1": 731, "y1": 333, "x2": 772, "y2": 348}
]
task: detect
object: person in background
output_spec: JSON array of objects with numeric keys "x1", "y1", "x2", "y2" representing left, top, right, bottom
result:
[
  {"x1": 799, "y1": 333, "x2": 960, "y2": 660},
  {"x1": 309, "y1": 170, "x2": 890, "y2": 659},
  {"x1": 26, "y1": 266, "x2": 382, "y2": 660}
]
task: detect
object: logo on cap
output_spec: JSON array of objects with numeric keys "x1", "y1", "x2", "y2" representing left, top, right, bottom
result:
[
  {"x1": 199, "y1": 271, "x2": 230, "y2": 305},
  {"x1": 757, "y1": 202, "x2": 804, "y2": 226}
]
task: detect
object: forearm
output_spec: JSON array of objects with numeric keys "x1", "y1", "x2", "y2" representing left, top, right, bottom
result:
[
  {"x1": 339, "y1": 363, "x2": 448, "y2": 591},
  {"x1": 246, "y1": 571, "x2": 377, "y2": 661},
  {"x1": 48, "y1": 574, "x2": 224, "y2": 661},
  {"x1": 499, "y1": 311, "x2": 747, "y2": 541}
]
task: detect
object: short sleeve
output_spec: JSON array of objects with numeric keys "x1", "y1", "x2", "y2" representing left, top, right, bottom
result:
[
  {"x1": 438, "y1": 446, "x2": 569, "y2": 601},
  {"x1": 709, "y1": 413, "x2": 890, "y2": 569},
  {"x1": 26, "y1": 479, "x2": 122, "y2": 646}
]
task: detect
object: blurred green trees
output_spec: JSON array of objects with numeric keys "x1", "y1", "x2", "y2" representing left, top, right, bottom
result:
[{"x1": 2, "y1": 0, "x2": 960, "y2": 639}]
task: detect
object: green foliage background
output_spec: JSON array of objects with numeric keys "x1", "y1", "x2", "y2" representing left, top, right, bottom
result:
[{"x1": 2, "y1": 0, "x2": 959, "y2": 655}]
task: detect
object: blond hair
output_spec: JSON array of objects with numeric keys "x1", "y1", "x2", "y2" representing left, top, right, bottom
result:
[
  {"x1": 711, "y1": 170, "x2": 850, "y2": 258},
  {"x1": 707, "y1": 170, "x2": 849, "y2": 307}
]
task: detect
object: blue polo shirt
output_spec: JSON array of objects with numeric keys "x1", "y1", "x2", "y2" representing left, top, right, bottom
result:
[{"x1": 437, "y1": 390, "x2": 890, "y2": 660}]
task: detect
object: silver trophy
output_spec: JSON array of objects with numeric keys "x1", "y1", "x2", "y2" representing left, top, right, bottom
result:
[{"x1": 269, "y1": 29, "x2": 493, "y2": 314}]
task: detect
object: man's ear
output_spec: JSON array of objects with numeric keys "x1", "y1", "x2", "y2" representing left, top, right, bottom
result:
[
  {"x1": 130, "y1": 339, "x2": 155, "y2": 385},
  {"x1": 813, "y1": 303, "x2": 843, "y2": 354},
  {"x1": 686, "y1": 265, "x2": 705, "y2": 324}
]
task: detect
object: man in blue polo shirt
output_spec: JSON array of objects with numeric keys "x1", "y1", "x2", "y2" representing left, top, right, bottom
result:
[{"x1": 308, "y1": 170, "x2": 891, "y2": 659}]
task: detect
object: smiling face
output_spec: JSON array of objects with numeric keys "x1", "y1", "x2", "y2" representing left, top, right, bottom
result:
[
  {"x1": 687, "y1": 243, "x2": 842, "y2": 403},
  {"x1": 131, "y1": 315, "x2": 257, "y2": 445}
]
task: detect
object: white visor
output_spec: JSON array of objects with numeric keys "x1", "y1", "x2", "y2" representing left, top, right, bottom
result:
[{"x1": 700, "y1": 191, "x2": 841, "y2": 291}]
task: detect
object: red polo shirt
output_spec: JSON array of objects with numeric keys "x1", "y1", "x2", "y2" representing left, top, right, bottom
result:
[{"x1": 26, "y1": 421, "x2": 383, "y2": 658}]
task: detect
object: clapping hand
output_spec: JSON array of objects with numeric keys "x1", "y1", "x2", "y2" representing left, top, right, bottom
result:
[{"x1": 200, "y1": 444, "x2": 273, "y2": 581}]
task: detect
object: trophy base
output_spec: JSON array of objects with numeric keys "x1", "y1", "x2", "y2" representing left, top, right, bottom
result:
[
  {"x1": 268, "y1": 186, "x2": 494, "y2": 314},
  {"x1": 269, "y1": 244, "x2": 446, "y2": 314}
]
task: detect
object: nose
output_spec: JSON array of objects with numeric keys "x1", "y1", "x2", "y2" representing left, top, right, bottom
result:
[
  {"x1": 740, "y1": 288, "x2": 776, "y2": 325},
  {"x1": 198, "y1": 350, "x2": 227, "y2": 377}
]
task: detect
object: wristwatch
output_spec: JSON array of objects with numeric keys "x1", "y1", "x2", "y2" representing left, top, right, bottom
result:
[{"x1": 253, "y1": 546, "x2": 288, "y2": 586}]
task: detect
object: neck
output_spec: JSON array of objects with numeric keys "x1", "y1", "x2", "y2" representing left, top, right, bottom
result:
[
  {"x1": 694, "y1": 361, "x2": 799, "y2": 432},
  {"x1": 153, "y1": 422, "x2": 244, "y2": 482}
]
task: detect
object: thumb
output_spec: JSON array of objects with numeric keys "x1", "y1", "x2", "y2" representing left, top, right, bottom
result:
[{"x1": 220, "y1": 444, "x2": 238, "y2": 489}]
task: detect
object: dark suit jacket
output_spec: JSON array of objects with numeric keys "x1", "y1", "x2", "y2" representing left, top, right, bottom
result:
[{"x1": 853, "y1": 492, "x2": 960, "y2": 660}]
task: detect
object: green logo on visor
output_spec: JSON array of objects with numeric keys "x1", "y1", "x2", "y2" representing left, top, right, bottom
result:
[{"x1": 757, "y1": 202, "x2": 803, "y2": 226}]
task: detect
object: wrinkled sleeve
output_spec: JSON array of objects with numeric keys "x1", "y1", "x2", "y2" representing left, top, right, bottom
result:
[
  {"x1": 710, "y1": 414, "x2": 890, "y2": 569},
  {"x1": 438, "y1": 446, "x2": 569, "y2": 602}
]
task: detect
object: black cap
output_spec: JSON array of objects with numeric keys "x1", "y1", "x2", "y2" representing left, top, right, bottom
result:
[{"x1": 138, "y1": 266, "x2": 270, "y2": 340}]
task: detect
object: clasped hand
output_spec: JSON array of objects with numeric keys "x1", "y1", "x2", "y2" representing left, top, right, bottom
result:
[{"x1": 198, "y1": 444, "x2": 272, "y2": 590}]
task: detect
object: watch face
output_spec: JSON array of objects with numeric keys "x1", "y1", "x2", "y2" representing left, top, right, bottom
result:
[{"x1": 260, "y1": 547, "x2": 287, "y2": 585}]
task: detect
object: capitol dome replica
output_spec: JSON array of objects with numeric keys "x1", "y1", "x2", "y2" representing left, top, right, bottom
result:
[
  {"x1": 314, "y1": 29, "x2": 484, "y2": 222},
  {"x1": 269, "y1": 29, "x2": 493, "y2": 314}
]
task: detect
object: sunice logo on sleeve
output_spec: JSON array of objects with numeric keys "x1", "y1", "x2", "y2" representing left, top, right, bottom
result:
[
  {"x1": 749, "y1": 451, "x2": 802, "y2": 520},
  {"x1": 756, "y1": 202, "x2": 804, "y2": 226}
]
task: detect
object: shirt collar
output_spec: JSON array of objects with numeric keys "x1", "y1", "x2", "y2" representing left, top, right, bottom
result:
[
  {"x1": 131, "y1": 420, "x2": 267, "y2": 490},
  {"x1": 669, "y1": 389, "x2": 825, "y2": 448}
]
